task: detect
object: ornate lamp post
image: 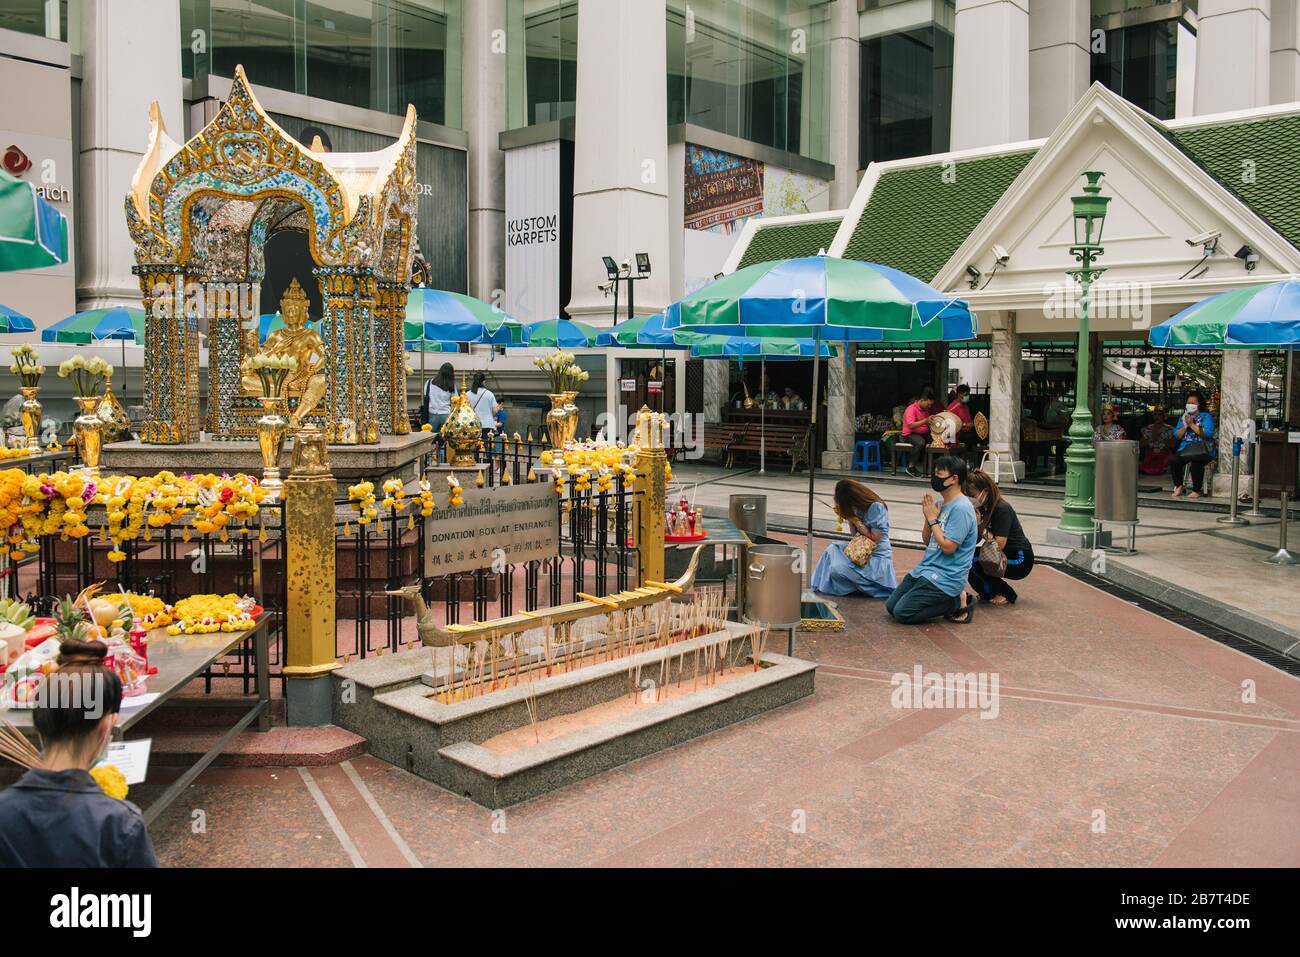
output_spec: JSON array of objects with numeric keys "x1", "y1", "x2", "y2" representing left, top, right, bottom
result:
[{"x1": 1055, "y1": 171, "x2": 1110, "y2": 541}]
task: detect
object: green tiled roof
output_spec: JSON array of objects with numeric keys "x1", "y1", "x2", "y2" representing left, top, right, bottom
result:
[
  {"x1": 1169, "y1": 114, "x2": 1300, "y2": 250},
  {"x1": 840, "y1": 151, "x2": 1036, "y2": 281},
  {"x1": 736, "y1": 217, "x2": 842, "y2": 268}
]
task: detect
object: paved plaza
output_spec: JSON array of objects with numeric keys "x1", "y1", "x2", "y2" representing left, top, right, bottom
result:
[{"x1": 134, "y1": 531, "x2": 1300, "y2": 868}]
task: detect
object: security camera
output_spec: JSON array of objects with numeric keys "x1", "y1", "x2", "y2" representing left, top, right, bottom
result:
[
  {"x1": 1185, "y1": 229, "x2": 1221, "y2": 248},
  {"x1": 1234, "y1": 245, "x2": 1260, "y2": 271},
  {"x1": 966, "y1": 264, "x2": 981, "y2": 289},
  {"x1": 990, "y1": 244, "x2": 1010, "y2": 266},
  {"x1": 597, "y1": 279, "x2": 615, "y2": 294}
]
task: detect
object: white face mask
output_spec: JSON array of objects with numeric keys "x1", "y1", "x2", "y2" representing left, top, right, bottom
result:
[
  {"x1": 959, "y1": 395, "x2": 969, "y2": 404},
  {"x1": 1186, "y1": 403, "x2": 1199, "y2": 414},
  {"x1": 971, "y1": 492, "x2": 987, "y2": 508}
]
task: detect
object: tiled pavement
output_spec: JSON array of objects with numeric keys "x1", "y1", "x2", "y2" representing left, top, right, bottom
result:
[{"x1": 135, "y1": 545, "x2": 1300, "y2": 868}]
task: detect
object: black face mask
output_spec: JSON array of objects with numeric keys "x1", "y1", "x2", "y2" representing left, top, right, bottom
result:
[{"x1": 930, "y1": 474, "x2": 950, "y2": 493}]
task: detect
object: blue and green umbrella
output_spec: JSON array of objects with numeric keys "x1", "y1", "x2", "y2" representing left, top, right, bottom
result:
[
  {"x1": 42, "y1": 307, "x2": 145, "y2": 344},
  {"x1": 597, "y1": 311, "x2": 683, "y2": 348},
  {"x1": 0, "y1": 168, "x2": 67, "y2": 272},
  {"x1": 524, "y1": 317, "x2": 601, "y2": 348},
  {"x1": 1150, "y1": 279, "x2": 1300, "y2": 350},
  {"x1": 409, "y1": 288, "x2": 523, "y2": 345},
  {"x1": 0, "y1": 305, "x2": 35, "y2": 334}
]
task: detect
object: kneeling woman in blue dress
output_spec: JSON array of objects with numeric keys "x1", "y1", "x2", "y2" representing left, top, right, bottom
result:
[{"x1": 812, "y1": 480, "x2": 898, "y2": 598}]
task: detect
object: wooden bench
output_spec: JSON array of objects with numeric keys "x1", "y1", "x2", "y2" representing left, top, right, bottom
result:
[
  {"x1": 891, "y1": 437, "x2": 982, "y2": 475},
  {"x1": 701, "y1": 423, "x2": 745, "y2": 465},
  {"x1": 728, "y1": 424, "x2": 810, "y2": 472}
]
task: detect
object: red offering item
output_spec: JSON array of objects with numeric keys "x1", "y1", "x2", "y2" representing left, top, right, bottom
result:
[
  {"x1": 251, "y1": 605, "x2": 265, "y2": 619},
  {"x1": 664, "y1": 529, "x2": 707, "y2": 543}
]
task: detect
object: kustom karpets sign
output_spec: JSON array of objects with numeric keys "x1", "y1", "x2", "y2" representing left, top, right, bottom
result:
[{"x1": 424, "y1": 482, "x2": 559, "y2": 577}]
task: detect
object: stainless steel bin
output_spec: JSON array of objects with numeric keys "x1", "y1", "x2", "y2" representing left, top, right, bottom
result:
[
  {"x1": 1094, "y1": 439, "x2": 1139, "y2": 523},
  {"x1": 729, "y1": 494, "x2": 767, "y2": 536},
  {"x1": 742, "y1": 543, "x2": 802, "y2": 629}
]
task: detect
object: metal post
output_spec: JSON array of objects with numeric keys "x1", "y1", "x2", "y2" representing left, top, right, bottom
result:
[
  {"x1": 1217, "y1": 436, "x2": 1249, "y2": 526},
  {"x1": 1244, "y1": 441, "x2": 1265, "y2": 517},
  {"x1": 1263, "y1": 490, "x2": 1297, "y2": 565},
  {"x1": 759, "y1": 359, "x2": 766, "y2": 473}
]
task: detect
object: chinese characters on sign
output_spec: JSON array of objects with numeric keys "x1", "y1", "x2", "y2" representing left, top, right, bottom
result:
[{"x1": 423, "y1": 482, "x2": 559, "y2": 577}]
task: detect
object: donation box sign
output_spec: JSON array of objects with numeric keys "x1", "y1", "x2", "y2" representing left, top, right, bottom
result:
[{"x1": 424, "y1": 482, "x2": 559, "y2": 577}]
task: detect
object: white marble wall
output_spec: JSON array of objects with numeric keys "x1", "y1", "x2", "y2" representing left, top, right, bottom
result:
[
  {"x1": 463, "y1": 0, "x2": 507, "y2": 304},
  {"x1": 828, "y1": 0, "x2": 861, "y2": 209},
  {"x1": 1028, "y1": 0, "x2": 1089, "y2": 138},
  {"x1": 704, "y1": 361, "x2": 728, "y2": 423},
  {"x1": 989, "y1": 313, "x2": 1022, "y2": 459},
  {"x1": 951, "y1": 0, "x2": 1030, "y2": 149},
  {"x1": 1272, "y1": 0, "x2": 1300, "y2": 103},
  {"x1": 1196, "y1": 0, "x2": 1272, "y2": 114},
  {"x1": 78, "y1": 0, "x2": 182, "y2": 309}
]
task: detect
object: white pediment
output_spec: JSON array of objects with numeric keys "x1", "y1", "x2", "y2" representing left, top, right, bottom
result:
[{"x1": 935, "y1": 84, "x2": 1300, "y2": 306}]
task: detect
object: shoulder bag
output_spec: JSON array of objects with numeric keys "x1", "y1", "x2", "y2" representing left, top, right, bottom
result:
[{"x1": 978, "y1": 532, "x2": 1007, "y2": 577}]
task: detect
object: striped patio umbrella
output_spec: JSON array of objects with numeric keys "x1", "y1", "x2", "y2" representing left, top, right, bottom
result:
[
  {"x1": 0, "y1": 168, "x2": 68, "y2": 271},
  {"x1": 524, "y1": 318, "x2": 601, "y2": 348},
  {"x1": 596, "y1": 311, "x2": 688, "y2": 348},
  {"x1": 409, "y1": 288, "x2": 523, "y2": 345},
  {"x1": 0, "y1": 304, "x2": 36, "y2": 334},
  {"x1": 42, "y1": 307, "x2": 145, "y2": 344},
  {"x1": 687, "y1": 335, "x2": 837, "y2": 358},
  {"x1": 1149, "y1": 279, "x2": 1300, "y2": 350}
]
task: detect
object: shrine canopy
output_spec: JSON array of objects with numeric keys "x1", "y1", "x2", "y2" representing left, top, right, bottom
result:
[{"x1": 124, "y1": 64, "x2": 419, "y2": 281}]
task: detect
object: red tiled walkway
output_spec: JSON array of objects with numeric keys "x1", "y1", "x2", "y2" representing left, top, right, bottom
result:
[{"x1": 138, "y1": 549, "x2": 1300, "y2": 867}]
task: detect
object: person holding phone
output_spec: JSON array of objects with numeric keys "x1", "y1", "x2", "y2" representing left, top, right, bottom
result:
[{"x1": 1170, "y1": 389, "x2": 1215, "y2": 499}]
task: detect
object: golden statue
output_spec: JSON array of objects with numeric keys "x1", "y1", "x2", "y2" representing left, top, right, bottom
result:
[{"x1": 240, "y1": 278, "x2": 327, "y2": 426}]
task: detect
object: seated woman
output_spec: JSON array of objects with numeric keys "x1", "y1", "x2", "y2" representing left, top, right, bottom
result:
[
  {"x1": 812, "y1": 479, "x2": 897, "y2": 598},
  {"x1": 964, "y1": 469, "x2": 1034, "y2": 606},
  {"x1": 1093, "y1": 403, "x2": 1127, "y2": 442},
  {"x1": 946, "y1": 384, "x2": 980, "y2": 453},
  {"x1": 1171, "y1": 389, "x2": 1215, "y2": 499},
  {"x1": 900, "y1": 386, "x2": 937, "y2": 477},
  {"x1": 0, "y1": 640, "x2": 158, "y2": 867},
  {"x1": 1139, "y1": 405, "x2": 1175, "y2": 475}
]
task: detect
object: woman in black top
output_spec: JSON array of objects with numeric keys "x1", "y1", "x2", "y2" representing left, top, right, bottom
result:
[
  {"x1": 964, "y1": 469, "x2": 1035, "y2": 605},
  {"x1": 0, "y1": 640, "x2": 158, "y2": 867}
]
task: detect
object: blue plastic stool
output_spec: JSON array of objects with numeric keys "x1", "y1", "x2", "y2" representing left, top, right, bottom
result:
[{"x1": 852, "y1": 440, "x2": 882, "y2": 472}]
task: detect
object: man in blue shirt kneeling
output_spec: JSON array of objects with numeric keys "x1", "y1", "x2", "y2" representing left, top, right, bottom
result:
[{"x1": 885, "y1": 454, "x2": 979, "y2": 625}]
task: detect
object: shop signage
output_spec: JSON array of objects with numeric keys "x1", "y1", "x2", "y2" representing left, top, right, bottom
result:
[
  {"x1": 507, "y1": 214, "x2": 558, "y2": 247},
  {"x1": 505, "y1": 141, "x2": 562, "y2": 324},
  {"x1": 424, "y1": 482, "x2": 559, "y2": 577}
]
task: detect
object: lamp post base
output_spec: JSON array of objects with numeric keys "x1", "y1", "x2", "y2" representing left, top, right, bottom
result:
[{"x1": 1046, "y1": 526, "x2": 1112, "y2": 550}]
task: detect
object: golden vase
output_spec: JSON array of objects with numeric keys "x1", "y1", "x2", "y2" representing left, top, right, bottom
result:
[
  {"x1": 257, "y1": 397, "x2": 289, "y2": 490},
  {"x1": 545, "y1": 391, "x2": 579, "y2": 449},
  {"x1": 440, "y1": 389, "x2": 483, "y2": 467},
  {"x1": 19, "y1": 387, "x2": 42, "y2": 451},
  {"x1": 73, "y1": 396, "x2": 104, "y2": 478}
]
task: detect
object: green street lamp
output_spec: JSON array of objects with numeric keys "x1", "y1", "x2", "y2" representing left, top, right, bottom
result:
[{"x1": 1055, "y1": 171, "x2": 1110, "y2": 541}]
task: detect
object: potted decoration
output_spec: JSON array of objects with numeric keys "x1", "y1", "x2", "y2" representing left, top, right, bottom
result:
[
  {"x1": 57, "y1": 355, "x2": 113, "y2": 479},
  {"x1": 249, "y1": 351, "x2": 298, "y2": 490},
  {"x1": 441, "y1": 377, "x2": 484, "y2": 468},
  {"x1": 534, "y1": 351, "x2": 587, "y2": 450},
  {"x1": 11, "y1": 344, "x2": 44, "y2": 451}
]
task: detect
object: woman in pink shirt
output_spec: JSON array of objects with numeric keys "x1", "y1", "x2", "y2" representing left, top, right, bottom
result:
[{"x1": 900, "y1": 386, "x2": 937, "y2": 477}]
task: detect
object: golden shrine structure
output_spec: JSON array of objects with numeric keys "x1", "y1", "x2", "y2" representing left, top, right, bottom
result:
[{"x1": 122, "y1": 65, "x2": 417, "y2": 446}]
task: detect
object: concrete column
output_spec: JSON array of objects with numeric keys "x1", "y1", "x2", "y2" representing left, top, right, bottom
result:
[
  {"x1": 704, "y1": 361, "x2": 727, "y2": 422},
  {"x1": 1271, "y1": 0, "x2": 1300, "y2": 103},
  {"x1": 78, "y1": 0, "x2": 183, "y2": 309},
  {"x1": 463, "y1": 0, "x2": 507, "y2": 302},
  {"x1": 1028, "y1": 0, "x2": 1089, "y2": 137},
  {"x1": 1195, "y1": 0, "x2": 1271, "y2": 114},
  {"x1": 1215, "y1": 350, "x2": 1259, "y2": 495},
  {"x1": 827, "y1": 0, "x2": 861, "y2": 208},
  {"x1": 566, "y1": 0, "x2": 670, "y2": 322},
  {"x1": 950, "y1": 0, "x2": 1029, "y2": 150},
  {"x1": 989, "y1": 312, "x2": 1023, "y2": 463},
  {"x1": 823, "y1": 347, "x2": 856, "y2": 471}
]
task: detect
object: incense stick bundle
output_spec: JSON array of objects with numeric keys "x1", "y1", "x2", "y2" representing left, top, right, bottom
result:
[{"x1": 0, "y1": 720, "x2": 40, "y2": 770}]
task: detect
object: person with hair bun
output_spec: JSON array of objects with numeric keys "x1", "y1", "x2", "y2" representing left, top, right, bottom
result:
[{"x1": 0, "y1": 640, "x2": 158, "y2": 867}]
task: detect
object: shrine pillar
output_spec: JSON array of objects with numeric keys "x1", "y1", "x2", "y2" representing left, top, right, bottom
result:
[
  {"x1": 374, "y1": 281, "x2": 410, "y2": 435},
  {"x1": 208, "y1": 274, "x2": 258, "y2": 437},
  {"x1": 135, "y1": 264, "x2": 201, "y2": 443},
  {"x1": 316, "y1": 266, "x2": 379, "y2": 444}
]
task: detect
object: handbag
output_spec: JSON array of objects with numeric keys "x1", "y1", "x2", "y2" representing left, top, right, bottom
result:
[
  {"x1": 978, "y1": 533, "x2": 1007, "y2": 577},
  {"x1": 1180, "y1": 439, "x2": 1213, "y2": 463},
  {"x1": 845, "y1": 534, "x2": 877, "y2": 567}
]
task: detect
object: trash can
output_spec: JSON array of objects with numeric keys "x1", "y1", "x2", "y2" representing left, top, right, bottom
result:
[
  {"x1": 742, "y1": 543, "x2": 802, "y2": 629},
  {"x1": 1094, "y1": 439, "x2": 1139, "y2": 523},
  {"x1": 729, "y1": 494, "x2": 767, "y2": 536}
]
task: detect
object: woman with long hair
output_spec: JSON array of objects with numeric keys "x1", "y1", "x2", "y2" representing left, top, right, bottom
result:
[
  {"x1": 964, "y1": 469, "x2": 1034, "y2": 606},
  {"x1": 468, "y1": 371, "x2": 501, "y2": 448},
  {"x1": 0, "y1": 640, "x2": 158, "y2": 866},
  {"x1": 811, "y1": 479, "x2": 897, "y2": 597}
]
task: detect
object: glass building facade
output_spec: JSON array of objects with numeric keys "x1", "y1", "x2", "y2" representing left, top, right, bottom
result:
[
  {"x1": 505, "y1": 0, "x2": 578, "y2": 129},
  {"x1": 1090, "y1": 0, "x2": 1197, "y2": 121},
  {"x1": 0, "y1": 0, "x2": 78, "y2": 52},
  {"x1": 666, "y1": 0, "x2": 830, "y2": 162},
  {"x1": 181, "y1": 0, "x2": 462, "y2": 128},
  {"x1": 858, "y1": 0, "x2": 953, "y2": 168}
]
